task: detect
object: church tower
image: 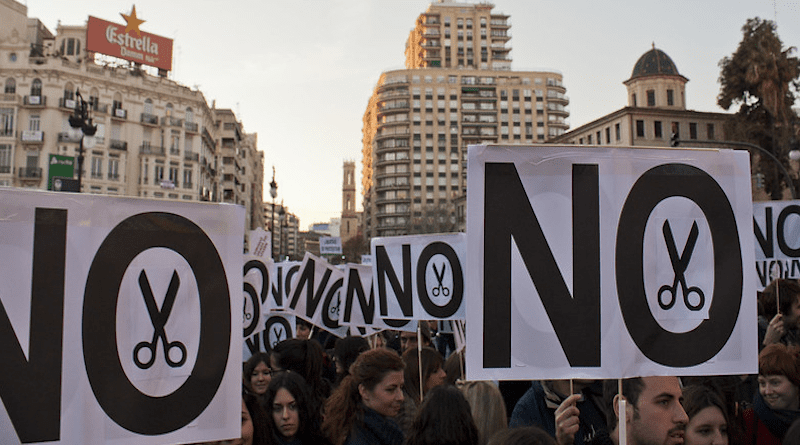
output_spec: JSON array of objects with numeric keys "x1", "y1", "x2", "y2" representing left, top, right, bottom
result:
[{"x1": 341, "y1": 161, "x2": 359, "y2": 242}]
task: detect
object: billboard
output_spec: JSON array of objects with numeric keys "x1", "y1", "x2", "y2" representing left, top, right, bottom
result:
[
  {"x1": 47, "y1": 154, "x2": 75, "y2": 191},
  {"x1": 86, "y1": 13, "x2": 173, "y2": 71}
]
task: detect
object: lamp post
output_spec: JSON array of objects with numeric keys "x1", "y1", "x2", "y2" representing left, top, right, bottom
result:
[
  {"x1": 68, "y1": 89, "x2": 97, "y2": 192},
  {"x1": 269, "y1": 166, "x2": 278, "y2": 260},
  {"x1": 278, "y1": 202, "x2": 286, "y2": 261}
]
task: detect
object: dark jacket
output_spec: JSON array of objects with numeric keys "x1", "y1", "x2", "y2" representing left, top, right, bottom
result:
[
  {"x1": 510, "y1": 381, "x2": 607, "y2": 445},
  {"x1": 740, "y1": 392, "x2": 800, "y2": 445},
  {"x1": 344, "y1": 407, "x2": 404, "y2": 445}
]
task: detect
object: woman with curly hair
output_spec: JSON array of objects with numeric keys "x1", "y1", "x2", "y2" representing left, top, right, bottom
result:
[{"x1": 322, "y1": 348, "x2": 405, "y2": 445}]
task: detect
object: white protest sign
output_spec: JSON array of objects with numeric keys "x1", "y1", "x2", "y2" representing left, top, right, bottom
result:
[
  {"x1": 0, "y1": 188, "x2": 242, "y2": 445},
  {"x1": 319, "y1": 236, "x2": 343, "y2": 255},
  {"x1": 339, "y1": 264, "x2": 390, "y2": 330},
  {"x1": 268, "y1": 261, "x2": 303, "y2": 311},
  {"x1": 466, "y1": 145, "x2": 757, "y2": 381},
  {"x1": 243, "y1": 311, "x2": 296, "y2": 360},
  {"x1": 243, "y1": 254, "x2": 273, "y2": 339},
  {"x1": 285, "y1": 252, "x2": 348, "y2": 338},
  {"x1": 248, "y1": 227, "x2": 271, "y2": 259},
  {"x1": 371, "y1": 233, "x2": 466, "y2": 320},
  {"x1": 753, "y1": 200, "x2": 800, "y2": 289}
]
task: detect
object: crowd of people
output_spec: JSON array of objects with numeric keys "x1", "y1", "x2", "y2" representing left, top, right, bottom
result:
[{"x1": 206, "y1": 278, "x2": 800, "y2": 445}]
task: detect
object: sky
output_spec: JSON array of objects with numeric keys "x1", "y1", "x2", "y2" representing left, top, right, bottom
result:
[{"x1": 23, "y1": 0, "x2": 800, "y2": 230}]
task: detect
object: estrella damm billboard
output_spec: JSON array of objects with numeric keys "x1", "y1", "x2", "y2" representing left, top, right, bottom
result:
[{"x1": 86, "y1": 15, "x2": 173, "y2": 71}]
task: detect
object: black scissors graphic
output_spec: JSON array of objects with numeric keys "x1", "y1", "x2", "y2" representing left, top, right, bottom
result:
[
  {"x1": 657, "y1": 220, "x2": 705, "y2": 311},
  {"x1": 431, "y1": 263, "x2": 450, "y2": 297},
  {"x1": 133, "y1": 270, "x2": 187, "y2": 369}
]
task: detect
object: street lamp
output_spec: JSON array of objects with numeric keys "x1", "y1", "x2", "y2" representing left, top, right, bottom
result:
[
  {"x1": 68, "y1": 89, "x2": 97, "y2": 192},
  {"x1": 278, "y1": 202, "x2": 286, "y2": 261},
  {"x1": 269, "y1": 166, "x2": 278, "y2": 260}
]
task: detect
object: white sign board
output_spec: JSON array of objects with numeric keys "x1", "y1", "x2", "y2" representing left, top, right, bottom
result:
[
  {"x1": 0, "y1": 189, "x2": 243, "y2": 444},
  {"x1": 466, "y1": 145, "x2": 757, "y2": 380},
  {"x1": 285, "y1": 252, "x2": 348, "y2": 338},
  {"x1": 319, "y1": 236, "x2": 343, "y2": 255},
  {"x1": 753, "y1": 200, "x2": 800, "y2": 289},
  {"x1": 371, "y1": 233, "x2": 466, "y2": 321}
]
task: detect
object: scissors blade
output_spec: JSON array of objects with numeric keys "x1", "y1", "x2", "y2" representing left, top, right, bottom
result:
[
  {"x1": 677, "y1": 222, "x2": 700, "y2": 271},
  {"x1": 662, "y1": 221, "x2": 682, "y2": 270},
  {"x1": 158, "y1": 271, "x2": 181, "y2": 323},
  {"x1": 138, "y1": 271, "x2": 161, "y2": 326},
  {"x1": 433, "y1": 263, "x2": 446, "y2": 284}
]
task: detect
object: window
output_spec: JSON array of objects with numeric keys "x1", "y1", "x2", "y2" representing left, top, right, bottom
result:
[
  {"x1": 91, "y1": 157, "x2": 103, "y2": 179},
  {"x1": 108, "y1": 158, "x2": 119, "y2": 180},
  {"x1": 632, "y1": 94, "x2": 637, "y2": 107},
  {"x1": 615, "y1": 123, "x2": 621, "y2": 141},
  {"x1": 143, "y1": 99, "x2": 153, "y2": 115},
  {"x1": 636, "y1": 120, "x2": 645, "y2": 138},
  {"x1": 654, "y1": 121, "x2": 663, "y2": 138},
  {"x1": 671, "y1": 122, "x2": 680, "y2": 139},
  {"x1": 31, "y1": 79, "x2": 42, "y2": 97},
  {"x1": 154, "y1": 165, "x2": 164, "y2": 181},
  {"x1": 707, "y1": 124, "x2": 715, "y2": 140},
  {"x1": 647, "y1": 90, "x2": 655, "y2": 107},
  {"x1": 1, "y1": 108, "x2": 13, "y2": 136},
  {"x1": 689, "y1": 122, "x2": 698, "y2": 140},
  {"x1": 0, "y1": 144, "x2": 11, "y2": 173},
  {"x1": 28, "y1": 115, "x2": 40, "y2": 131},
  {"x1": 667, "y1": 89, "x2": 674, "y2": 106},
  {"x1": 596, "y1": 131, "x2": 602, "y2": 145},
  {"x1": 169, "y1": 167, "x2": 179, "y2": 185},
  {"x1": 4, "y1": 78, "x2": 15, "y2": 94},
  {"x1": 605, "y1": 128, "x2": 611, "y2": 144}
]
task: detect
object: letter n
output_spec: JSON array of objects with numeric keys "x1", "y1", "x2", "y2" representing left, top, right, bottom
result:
[
  {"x1": 483, "y1": 163, "x2": 600, "y2": 368},
  {"x1": 0, "y1": 208, "x2": 67, "y2": 442}
]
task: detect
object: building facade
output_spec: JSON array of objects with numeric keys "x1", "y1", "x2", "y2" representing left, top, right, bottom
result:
[
  {"x1": 552, "y1": 46, "x2": 730, "y2": 149},
  {"x1": 0, "y1": 0, "x2": 264, "y2": 237},
  {"x1": 362, "y1": 1, "x2": 569, "y2": 239}
]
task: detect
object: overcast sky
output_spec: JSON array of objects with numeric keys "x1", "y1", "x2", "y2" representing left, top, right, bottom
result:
[{"x1": 24, "y1": 0, "x2": 800, "y2": 230}]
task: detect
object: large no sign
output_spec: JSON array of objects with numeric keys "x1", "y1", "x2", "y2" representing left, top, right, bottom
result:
[{"x1": 465, "y1": 145, "x2": 757, "y2": 381}]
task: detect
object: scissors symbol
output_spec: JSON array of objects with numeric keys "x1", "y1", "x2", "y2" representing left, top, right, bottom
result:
[
  {"x1": 133, "y1": 270, "x2": 187, "y2": 369},
  {"x1": 431, "y1": 263, "x2": 450, "y2": 297},
  {"x1": 657, "y1": 220, "x2": 705, "y2": 311}
]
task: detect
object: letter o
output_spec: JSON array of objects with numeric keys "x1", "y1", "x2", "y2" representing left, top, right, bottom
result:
[
  {"x1": 777, "y1": 205, "x2": 800, "y2": 257},
  {"x1": 416, "y1": 242, "x2": 463, "y2": 318},
  {"x1": 616, "y1": 164, "x2": 742, "y2": 367},
  {"x1": 83, "y1": 212, "x2": 230, "y2": 434}
]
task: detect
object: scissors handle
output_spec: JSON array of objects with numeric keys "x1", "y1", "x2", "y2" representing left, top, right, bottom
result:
[
  {"x1": 133, "y1": 339, "x2": 157, "y2": 369},
  {"x1": 164, "y1": 341, "x2": 187, "y2": 367},
  {"x1": 683, "y1": 286, "x2": 705, "y2": 311},
  {"x1": 657, "y1": 284, "x2": 677, "y2": 310},
  {"x1": 432, "y1": 285, "x2": 441, "y2": 297},
  {"x1": 442, "y1": 286, "x2": 450, "y2": 297}
]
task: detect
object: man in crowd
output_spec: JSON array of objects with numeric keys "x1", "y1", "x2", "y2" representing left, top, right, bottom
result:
[
  {"x1": 399, "y1": 321, "x2": 433, "y2": 353},
  {"x1": 555, "y1": 376, "x2": 687, "y2": 445}
]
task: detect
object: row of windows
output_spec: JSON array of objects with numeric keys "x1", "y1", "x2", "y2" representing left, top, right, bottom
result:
[{"x1": 634, "y1": 120, "x2": 715, "y2": 140}]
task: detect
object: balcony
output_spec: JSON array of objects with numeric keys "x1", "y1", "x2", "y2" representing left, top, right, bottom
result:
[
  {"x1": 23, "y1": 95, "x2": 46, "y2": 106},
  {"x1": 109, "y1": 140, "x2": 128, "y2": 151},
  {"x1": 0, "y1": 93, "x2": 19, "y2": 104},
  {"x1": 59, "y1": 97, "x2": 77, "y2": 110},
  {"x1": 0, "y1": 165, "x2": 10, "y2": 174},
  {"x1": 21, "y1": 130, "x2": 44, "y2": 143},
  {"x1": 140, "y1": 113, "x2": 159, "y2": 125},
  {"x1": 0, "y1": 129, "x2": 14, "y2": 138},
  {"x1": 185, "y1": 121, "x2": 199, "y2": 133},
  {"x1": 58, "y1": 131, "x2": 82, "y2": 143},
  {"x1": 140, "y1": 144, "x2": 165, "y2": 155},
  {"x1": 107, "y1": 173, "x2": 120, "y2": 181},
  {"x1": 112, "y1": 108, "x2": 127, "y2": 120},
  {"x1": 18, "y1": 167, "x2": 42, "y2": 179},
  {"x1": 184, "y1": 151, "x2": 200, "y2": 162},
  {"x1": 169, "y1": 146, "x2": 180, "y2": 155},
  {"x1": 161, "y1": 116, "x2": 183, "y2": 127},
  {"x1": 92, "y1": 103, "x2": 109, "y2": 114}
]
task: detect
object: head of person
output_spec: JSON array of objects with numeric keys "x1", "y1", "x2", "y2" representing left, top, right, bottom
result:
[
  {"x1": 264, "y1": 370, "x2": 316, "y2": 442},
  {"x1": 334, "y1": 336, "x2": 370, "y2": 379},
  {"x1": 400, "y1": 322, "x2": 432, "y2": 353},
  {"x1": 238, "y1": 390, "x2": 269, "y2": 445},
  {"x1": 405, "y1": 385, "x2": 480, "y2": 445},
  {"x1": 444, "y1": 349, "x2": 465, "y2": 385},
  {"x1": 761, "y1": 278, "x2": 800, "y2": 324},
  {"x1": 402, "y1": 346, "x2": 445, "y2": 405},
  {"x1": 271, "y1": 339, "x2": 325, "y2": 391},
  {"x1": 758, "y1": 343, "x2": 800, "y2": 411},
  {"x1": 486, "y1": 426, "x2": 557, "y2": 445},
  {"x1": 322, "y1": 348, "x2": 405, "y2": 445},
  {"x1": 296, "y1": 319, "x2": 312, "y2": 340},
  {"x1": 603, "y1": 376, "x2": 688, "y2": 445},
  {"x1": 680, "y1": 385, "x2": 728, "y2": 445},
  {"x1": 243, "y1": 352, "x2": 272, "y2": 396},
  {"x1": 458, "y1": 380, "x2": 507, "y2": 445}
]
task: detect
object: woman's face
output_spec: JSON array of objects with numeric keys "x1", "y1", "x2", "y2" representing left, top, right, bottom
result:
[
  {"x1": 249, "y1": 361, "x2": 271, "y2": 395},
  {"x1": 228, "y1": 399, "x2": 253, "y2": 445},
  {"x1": 359, "y1": 370, "x2": 404, "y2": 417},
  {"x1": 758, "y1": 374, "x2": 800, "y2": 410},
  {"x1": 424, "y1": 366, "x2": 446, "y2": 392},
  {"x1": 685, "y1": 406, "x2": 727, "y2": 445},
  {"x1": 272, "y1": 388, "x2": 300, "y2": 439}
]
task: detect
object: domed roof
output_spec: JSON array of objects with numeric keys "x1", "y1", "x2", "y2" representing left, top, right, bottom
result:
[{"x1": 630, "y1": 46, "x2": 682, "y2": 79}]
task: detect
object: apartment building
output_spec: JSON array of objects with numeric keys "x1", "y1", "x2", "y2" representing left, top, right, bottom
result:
[
  {"x1": 0, "y1": 0, "x2": 264, "y2": 236},
  {"x1": 362, "y1": 1, "x2": 569, "y2": 239}
]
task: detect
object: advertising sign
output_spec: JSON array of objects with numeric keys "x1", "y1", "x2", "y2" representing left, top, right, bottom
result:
[
  {"x1": 86, "y1": 13, "x2": 173, "y2": 71},
  {"x1": 47, "y1": 155, "x2": 75, "y2": 191}
]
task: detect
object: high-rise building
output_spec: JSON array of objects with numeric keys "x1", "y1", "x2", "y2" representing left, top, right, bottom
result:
[
  {"x1": 0, "y1": 0, "x2": 264, "y2": 236},
  {"x1": 361, "y1": 1, "x2": 569, "y2": 239}
]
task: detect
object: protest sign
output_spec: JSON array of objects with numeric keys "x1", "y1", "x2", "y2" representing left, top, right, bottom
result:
[
  {"x1": 466, "y1": 145, "x2": 757, "y2": 380},
  {"x1": 339, "y1": 264, "x2": 390, "y2": 330},
  {"x1": 319, "y1": 236, "x2": 342, "y2": 255},
  {"x1": 0, "y1": 189, "x2": 242, "y2": 445},
  {"x1": 371, "y1": 233, "x2": 466, "y2": 321},
  {"x1": 243, "y1": 312, "x2": 296, "y2": 360},
  {"x1": 753, "y1": 200, "x2": 800, "y2": 289},
  {"x1": 285, "y1": 253, "x2": 348, "y2": 338},
  {"x1": 268, "y1": 261, "x2": 302, "y2": 311}
]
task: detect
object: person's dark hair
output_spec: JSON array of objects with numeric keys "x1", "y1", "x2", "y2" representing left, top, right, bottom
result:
[
  {"x1": 603, "y1": 377, "x2": 645, "y2": 430},
  {"x1": 264, "y1": 370, "x2": 323, "y2": 442},
  {"x1": 759, "y1": 343, "x2": 800, "y2": 387},
  {"x1": 444, "y1": 349, "x2": 464, "y2": 385},
  {"x1": 272, "y1": 338, "x2": 331, "y2": 399},
  {"x1": 486, "y1": 426, "x2": 557, "y2": 445},
  {"x1": 322, "y1": 348, "x2": 404, "y2": 445},
  {"x1": 680, "y1": 385, "x2": 729, "y2": 428},
  {"x1": 402, "y1": 347, "x2": 444, "y2": 406},
  {"x1": 244, "y1": 389, "x2": 270, "y2": 445},
  {"x1": 405, "y1": 385, "x2": 480, "y2": 445},
  {"x1": 334, "y1": 336, "x2": 370, "y2": 383},
  {"x1": 244, "y1": 352, "x2": 271, "y2": 392},
  {"x1": 761, "y1": 278, "x2": 800, "y2": 319}
]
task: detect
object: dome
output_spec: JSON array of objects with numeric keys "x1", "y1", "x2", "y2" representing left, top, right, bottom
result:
[{"x1": 629, "y1": 47, "x2": 682, "y2": 79}]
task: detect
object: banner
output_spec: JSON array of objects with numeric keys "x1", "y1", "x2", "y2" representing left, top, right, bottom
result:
[
  {"x1": 465, "y1": 145, "x2": 757, "y2": 381},
  {"x1": 319, "y1": 236, "x2": 343, "y2": 255},
  {"x1": 753, "y1": 200, "x2": 800, "y2": 289},
  {"x1": 0, "y1": 189, "x2": 243, "y2": 444}
]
